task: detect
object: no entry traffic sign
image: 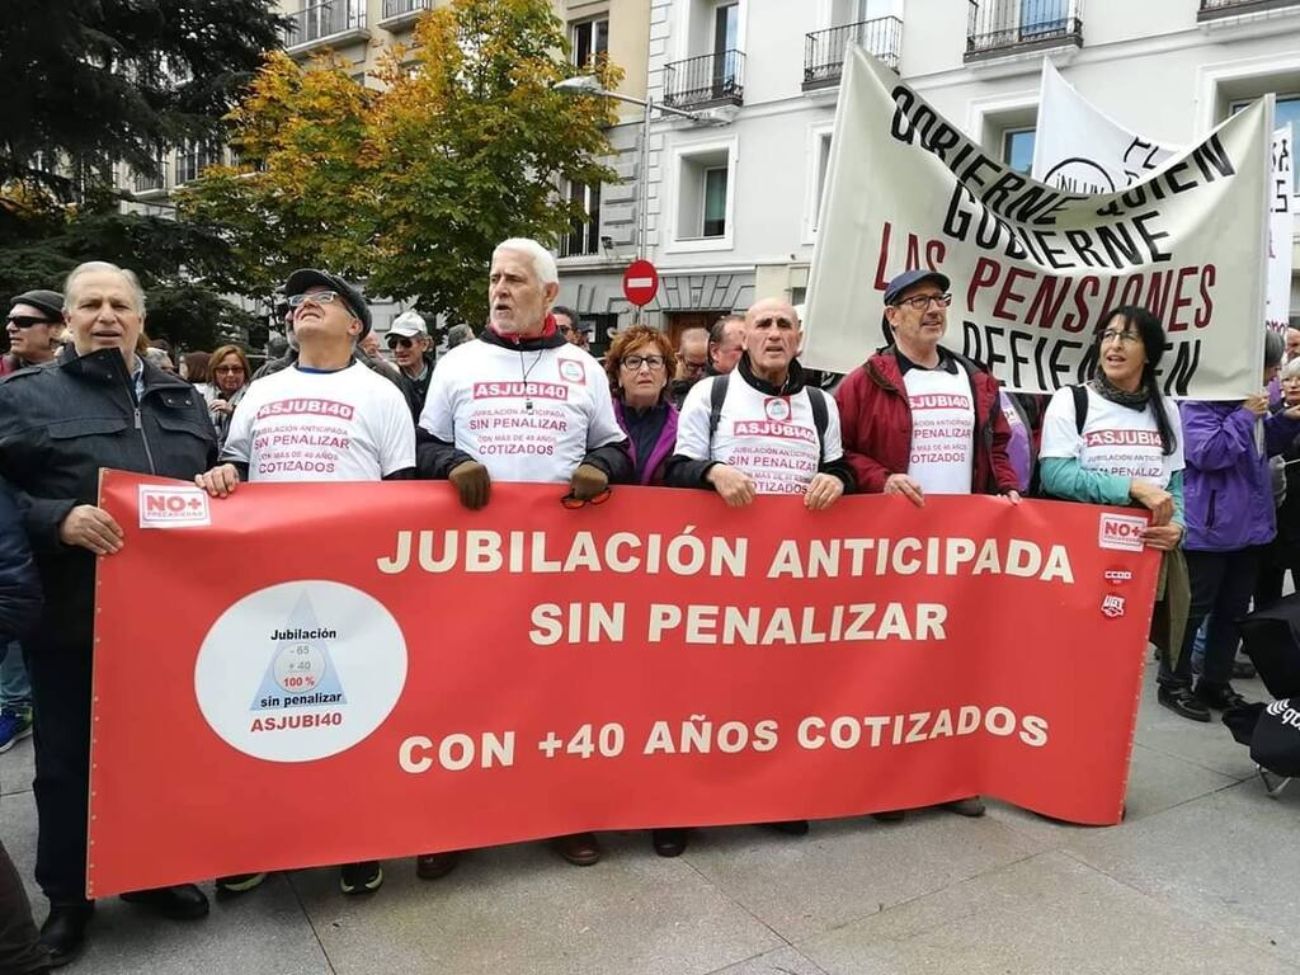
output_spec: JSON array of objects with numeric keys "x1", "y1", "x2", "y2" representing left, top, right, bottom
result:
[{"x1": 622, "y1": 260, "x2": 659, "y2": 307}]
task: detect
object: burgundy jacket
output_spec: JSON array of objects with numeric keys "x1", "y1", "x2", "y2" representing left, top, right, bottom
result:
[{"x1": 834, "y1": 347, "x2": 1019, "y2": 495}]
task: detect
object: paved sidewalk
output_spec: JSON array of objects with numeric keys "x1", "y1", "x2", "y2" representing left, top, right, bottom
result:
[{"x1": 2, "y1": 661, "x2": 1297, "y2": 975}]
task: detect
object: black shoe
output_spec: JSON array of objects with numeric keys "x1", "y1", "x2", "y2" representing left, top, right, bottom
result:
[
  {"x1": 651, "y1": 828, "x2": 688, "y2": 857},
  {"x1": 943, "y1": 796, "x2": 986, "y2": 818},
  {"x1": 1157, "y1": 684, "x2": 1211, "y2": 722},
  {"x1": 1232, "y1": 657, "x2": 1257, "y2": 680},
  {"x1": 764, "y1": 820, "x2": 809, "y2": 836},
  {"x1": 39, "y1": 902, "x2": 93, "y2": 969},
  {"x1": 1195, "y1": 681, "x2": 1249, "y2": 711},
  {"x1": 415, "y1": 851, "x2": 461, "y2": 880},
  {"x1": 339, "y1": 861, "x2": 383, "y2": 895},
  {"x1": 120, "y1": 884, "x2": 209, "y2": 920}
]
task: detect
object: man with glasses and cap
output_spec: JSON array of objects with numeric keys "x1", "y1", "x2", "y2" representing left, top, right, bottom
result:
[
  {"x1": 834, "y1": 268, "x2": 1020, "y2": 510},
  {"x1": 387, "y1": 310, "x2": 437, "y2": 422},
  {"x1": 195, "y1": 269, "x2": 415, "y2": 897},
  {"x1": 2, "y1": 290, "x2": 64, "y2": 377},
  {"x1": 0, "y1": 290, "x2": 65, "y2": 756},
  {"x1": 833, "y1": 267, "x2": 1020, "y2": 822}
]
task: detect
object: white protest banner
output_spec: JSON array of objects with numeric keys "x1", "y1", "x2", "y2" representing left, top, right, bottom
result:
[
  {"x1": 804, "y1": 47, "x2": 1271, "y2": 398},
  {"x1": 1269, "y1": 124, "x2": 1294, "y2": 332},
  {"x1": 1032, "y1": 60, "x2": 1293, "y2": 333},
  {"x1": 1030, "y1": 60, "x2": 1175, "y2": 194}
]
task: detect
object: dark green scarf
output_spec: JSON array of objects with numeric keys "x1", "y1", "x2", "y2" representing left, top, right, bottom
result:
[{"x1": 1093, "y1": 369, "x2": 1151, "y2": 411}]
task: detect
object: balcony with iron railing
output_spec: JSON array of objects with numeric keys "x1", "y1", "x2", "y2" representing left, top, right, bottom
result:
[
  {"x1": 285, "y1": 1, "x2": 369, "y2": 53},
  {"x1": 663, "y1": 50, "x2": 745, "y2": 110},
  {"x1": 803, "y1": 16, "x2": 903, "y2": 90},
  {"x1": 1198, "y1": 0, "x2": 1300, "y2": 19},
  {"x1": 966, "y1": 0, "x2": 1083, "y2": 62},
  {"x1": 379, "y1": 0, "x2": 433, "y2": 30}
]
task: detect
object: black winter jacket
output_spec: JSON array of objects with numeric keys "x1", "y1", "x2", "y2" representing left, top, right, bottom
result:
[
  {"x1": 0, "y1": 477, "x2": 42, "y2": 641},
  {"x1": 0, "y1": 347, "x2": 217, "y2": 648}
]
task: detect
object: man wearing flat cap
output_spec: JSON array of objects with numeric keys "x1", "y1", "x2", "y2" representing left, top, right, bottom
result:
[
  {"x1": 834, "y1": 268, "x2": 1020, "y2": 508},
  {"x1": 2, "y1": 290, "x2": 64, "y2": 377},
  {"x1": 195, "y1": 269, "x2": 415, "y2": 896},
  {"x1": 832, "y1": 267, "x2": 1019, "y2": 823}
]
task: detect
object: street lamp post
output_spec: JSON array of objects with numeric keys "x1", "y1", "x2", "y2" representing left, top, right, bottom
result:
[{"x1": 553, "y1": 75, "x2": 712, "y2": 263}]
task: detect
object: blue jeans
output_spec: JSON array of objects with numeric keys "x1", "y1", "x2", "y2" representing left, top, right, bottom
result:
[{"x1": 0, "y1": 642, "x2": 31, "y2": 711}]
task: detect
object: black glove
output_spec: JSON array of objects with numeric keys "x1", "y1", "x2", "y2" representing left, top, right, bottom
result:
[{"x1": 448, "y1": 460, "x2": 490, "y2": 510}]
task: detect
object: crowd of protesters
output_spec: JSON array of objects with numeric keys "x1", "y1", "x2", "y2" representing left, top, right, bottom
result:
[{"x1": 1, "y1": 240, "x2": 1297, "y2": 972}]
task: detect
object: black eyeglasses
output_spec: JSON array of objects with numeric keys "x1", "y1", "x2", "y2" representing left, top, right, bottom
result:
[
  {"x1": 892, "y1": 293, "x2": 953, "y2": 311},
  {"x1": 622, "y1": 354, "x2": 666, "y2": 371},
  {"x1": 6, "y1": 316, "x2": 56, "y2": 329},
  {"x1": 387, "y1": 337, "x2": 416, "y2": 350}
]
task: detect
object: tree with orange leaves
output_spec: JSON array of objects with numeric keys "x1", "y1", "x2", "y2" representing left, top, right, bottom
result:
[{"x1": 180, "y1": 0, "x2": 621, "y2": 332}]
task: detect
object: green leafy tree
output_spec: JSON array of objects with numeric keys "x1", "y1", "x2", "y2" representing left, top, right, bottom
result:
[
  {"x1": 1, "y1": 0, "x2": 288, "y2": 200},
  {"x1": 0, "y1": 203, "x2": 258, "y2": 351},
  {"x1": 0, "y1": 1, "x2": 285, "y2": 352},
  {"x1": 181, "y1": 0, "x2": 622, "y2": 328}
]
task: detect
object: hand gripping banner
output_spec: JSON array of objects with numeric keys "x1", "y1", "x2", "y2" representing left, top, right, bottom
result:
[
  {"x1": 803, "y1": 46, "x2": 1272, "y2": 398},
  {"x1": 88, "y1": 472, "x2": 1160, "y2": 896}
]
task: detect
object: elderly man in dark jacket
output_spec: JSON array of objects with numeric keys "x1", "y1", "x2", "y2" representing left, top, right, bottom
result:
[
  {"x1": 0, "y1": 261, "x2": 217, "y2": 967},
  {"x1": 0, "y1": 477, "x2": 50, "y2": 975}
]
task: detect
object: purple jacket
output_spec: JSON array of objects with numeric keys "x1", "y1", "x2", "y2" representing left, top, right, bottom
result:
[
  {"x1": 613, "y1": 399, "x2": 679, "y2": 485},
  {"x1": 1180, "y1": 400, "x2": 1300, "y2": 551}
]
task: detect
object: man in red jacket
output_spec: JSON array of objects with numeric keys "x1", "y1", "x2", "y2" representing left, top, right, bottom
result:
[
  {"x1": 835, "y1": 268, "x2": 1021, "y2": 506},
  {"x1": 835, "y1": 269, "x2": 1019, "y2": 821}
]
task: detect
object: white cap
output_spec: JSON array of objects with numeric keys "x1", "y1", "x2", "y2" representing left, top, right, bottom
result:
[{"x1": 390, "y1": 310, "x2": 428, "y2": 338}]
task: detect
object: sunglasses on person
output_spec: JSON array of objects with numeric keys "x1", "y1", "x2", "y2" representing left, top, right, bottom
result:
[
  {"x1": 286, "y1": 291, "x2": 343, "y2": 309},
  {"x1": 6, "y1": 315, "x2": 57, "y2": 329},
  {"x1": 386, "y1": 336, "x2": 419, "y2": 350},
  {"x1": 213, "y1": 364, "x2": 245, "y2": 374}
]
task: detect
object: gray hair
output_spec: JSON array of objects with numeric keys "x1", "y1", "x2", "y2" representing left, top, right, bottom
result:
[
  {"x1": 493, "y1": 238, "x2": 558, "y2": 286},
  {"x1": 63, "y1": 261, "x2": 147, "y2": 316},
  {"x1": 1265, "y1": 329, "x2": 1285, "y2": 369},
  {"x1": 1281, "y1": 356, "x2": 1300, "y2": 381}
]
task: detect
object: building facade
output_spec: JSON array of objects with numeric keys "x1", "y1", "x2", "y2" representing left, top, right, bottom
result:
[{"x1": 564, "y1": 0, "x2": 1300, "y2": 349}]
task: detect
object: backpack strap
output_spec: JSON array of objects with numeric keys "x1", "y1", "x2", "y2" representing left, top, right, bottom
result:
[
  {"x1": 807, "y1": 386, "x2": 829, "y2": 460},
  {"x1": 707, "y1": 374, "x2": 730, "y2": 450},
  {"x1": 711, "y1": 373, "x2": 829, "y2": 458},
  {"x1": 1071, "y1": 384, "x2": 1089, "y2": 436}
]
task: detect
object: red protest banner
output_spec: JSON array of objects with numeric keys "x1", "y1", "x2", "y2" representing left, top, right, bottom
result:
[{"x1": 88, "y1": 471, "x2": 1158, "y2": 897}]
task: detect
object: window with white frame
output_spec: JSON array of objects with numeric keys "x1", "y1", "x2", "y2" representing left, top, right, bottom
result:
[
  {"x1": 572, "y1": 17, "x2": 609, "y2": 69},
  {"x1": 175, "y1": 141, "x2": 221, "y2": 185},
  {"x1": 1001, "y1": 127, "x2": 1036, "y2": 175},
  {"x1": 812, "y1": 130, "x2": 832, "y2": 233},
  {"x1": 560, "y1": 180, "x2": 602, "y2": 258},
  {"x1": 1231, "y1": 94, "x2": 1300, "y2": 193},
  {"x1": 671, "y1": 140, "x2": 736, "y2": 250}
]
